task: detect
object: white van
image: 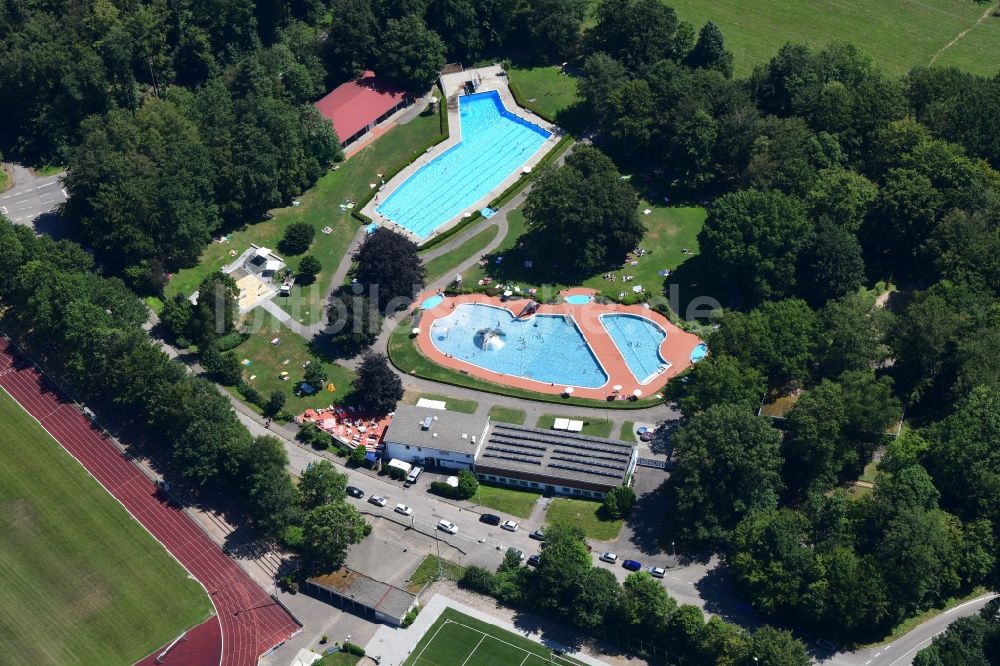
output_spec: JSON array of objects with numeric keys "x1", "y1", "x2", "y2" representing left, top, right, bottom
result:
[{"x1": 405, "y1": 466, "x2": 423, "y2": 485}]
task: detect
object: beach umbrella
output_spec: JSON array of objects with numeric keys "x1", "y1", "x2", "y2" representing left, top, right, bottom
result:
[
  {"x1": 564, "y1": 387, "x2": 575, "y2": 395},
  {"x1": 503, "y1": 290, "x2": 513, "y2": 297},
  {"x1": 632, "y1": 389, "x2": 643, "y2": 398},
  {"x1": 612, "y1": 384, "x2": 623, "y2": 392},
  {"x1": 411, "y1": 327, "x2": 421, "y2": 335}
]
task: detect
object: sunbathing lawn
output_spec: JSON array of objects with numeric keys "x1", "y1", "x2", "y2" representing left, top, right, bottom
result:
[
  {"x1": 401, "y1": 390, "x2": 478, "y2": 414},
  {"x1": 421, "y1": 223, "x2": 500, "y2": 284},
  {"x1": 407, "y1": 554, "x2": 467, "y2": 588},
  {"x1": 488, "y1": 405, "x2": 526, "y2": 425},
  {"x1": 507, "y1": 64, "x2": 581, "y2": 122},
  {"x1": 231, "y1": 309, "x2": 356, "y2": 412},
  {"x1": 535, "y1": 414, "x2": 614, "y2": 438},
  {"x1": 472, "y1": 483, "x2": 541, "y2": 519},
  {"x1": 166, "y1": 106, "x2": 446, "y2": 326},
  {"x1": 546, "y1": 497, "x2": 624, "y2": 542},
  {"x1": 619, "y1": 420, "x2": 636, "y2": 442},
  {"x1": 461, "y1": 205, "x2": 706, "y2": 304}
]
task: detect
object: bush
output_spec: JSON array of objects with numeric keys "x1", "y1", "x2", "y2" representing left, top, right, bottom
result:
[
  {"x1": 388, "y1": 465, "x2": 406, "y2": 481},
  {"x1": 264, "y1": 390, "x2": 287, "y2": 417},
  {"x1": 457, "y1": 469, "x2": 479, "y2": 499},
  {"x1": 280, "y1": 222, "x2": 315, "y2": 255},
  {"x1": 601, "y1": 485, "x2": 636, "y2": 519},
  {"x1": 297, "y1": 423, "x2": 331, "y2": 450},
  {"x1": 402, "y1": 604, "x2": 421, "y2": 627},
  {"x1": 430, "y1": 481, "x2": 457, "y2": 498},
  {"x1": 214, "y1": 331, "x2": 248, "y2": 351},
  {"x1": 348, "y1": 444, "x2": 367, "y2": 466},
  {"x1": 341, "y1": 641, "x2": 365, "y2": 656},
  {"x1": 459, "y1": 565, "x2": 495, "y2": 594},
  {"x1": 239, "y1": 382, "x2": 265, "y2": 408}
]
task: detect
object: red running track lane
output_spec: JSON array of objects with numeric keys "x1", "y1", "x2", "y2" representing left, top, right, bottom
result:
[
  {"x1": 0, "y1": 341, "x2": 300, "y2": 666},
  {"x1": 136, "y1": 617, "x2": 222, "y2": 666}
]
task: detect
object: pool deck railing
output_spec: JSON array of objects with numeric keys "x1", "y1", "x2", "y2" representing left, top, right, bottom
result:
[
  {"x1": 360, "y1": 64, "x2": 562, "y2": 245},
  {"x1": 413, "y1": 290, "x2": 703, "y2": 401}
]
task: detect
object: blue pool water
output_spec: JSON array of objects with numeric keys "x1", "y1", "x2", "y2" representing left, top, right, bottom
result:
[
  {"x1": 430, "y1": 303, "x2": 607, "y2": 388},
  {"x1": 691, "y1": 343, "x2": 708, "y2": 363},
  {"x1": 564, "y1": 295, "x2": 592, "y2": 305},
  {"x1": 600, "y1": 314, "x2": 668, "y2": 384},
  {"x1": 375, "y1": 91, "x2": 551, "y2": 239},
  {"x1": 421, "y1": 294, "x2": 444, "y2": 310}
]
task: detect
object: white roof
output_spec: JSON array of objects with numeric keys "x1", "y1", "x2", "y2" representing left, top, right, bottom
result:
[
  {"x1": 387, "y1": 459, "x2": 412, "y2": 473},
  {"x1": 265, "y1": 259, "x2": 281, "y2": 271},
  {"x1": 416, "y1": 398, "x2": 447, "y2": 410},
  {"x1": 553, "y1": 418, "x2": 570, "y2": 431},
  {"x1": 255, "y1": 246, "x2": 272, "y2": 257},
  {"x1": 567, "y1": 420, "x2": 584, "y2": 433}
]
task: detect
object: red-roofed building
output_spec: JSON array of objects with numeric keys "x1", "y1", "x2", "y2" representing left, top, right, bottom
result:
[{"x1": 314, "y1": 71, "x2": 411, "y2": 147}]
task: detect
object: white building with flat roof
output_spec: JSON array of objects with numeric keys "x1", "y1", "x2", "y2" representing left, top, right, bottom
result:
[{"x1": 382, "y1": 404, "x2": 488, "y2": 470}]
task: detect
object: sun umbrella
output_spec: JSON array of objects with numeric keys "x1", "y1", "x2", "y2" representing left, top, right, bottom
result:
[
  {"x1": 564, "y1": 387, "x2": 575, "y2": 395},
  {"x1": 503, "y1": 290, "x2": 513, "y2": 297},
  {"x1": 612, "y1": 384, "x2": 623, "y2": 392},
  {"x1": 411, "y1": 327, "x2": 421, "y2": 335},
  {"x1": 632, "y1": 389, "x2": 643, "y2": 398}
]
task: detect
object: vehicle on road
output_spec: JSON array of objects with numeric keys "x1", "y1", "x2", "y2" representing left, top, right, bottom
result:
[
  {"x1": 648, "y1": 567, "x2": 666, "y2": 578},
  {"x1": 529, "y1": 528, "x2": 545, "y2": 540},
  {"x1": 622, "y1": 559, "x2": 642, "y2": 571},
  {"x1": 480, "y1": 513, "x2": 501, "y2": 525},
  {"x1": 599, "y1": 552, "x2": 618, "y2": 564},
  {"x1": 395, "y1": 503, "x2": 413, "y2": 516},
  {"x1": 501, "y1": 520, "x2": 519, "y2": 532},
  {"x1": 346, "y1": 486, "x2": 364, "y2": 499},
  {"x1": 437, "y1": 520, "x2": 458, "y2": 534},
  {"x1": 527, "y1": 554, "x2": 540, "y2": 567},
  {"x1": 368, "y1": 495, "x2": 387, "y2": 507},
  {"x1": 507, "y1": 547, "x2": 524, "y2": 561}
]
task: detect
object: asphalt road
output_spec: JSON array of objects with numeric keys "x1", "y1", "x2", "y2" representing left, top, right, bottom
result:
[{"x1": 0, "y1": 170, "x2": 67, "y2": 226}]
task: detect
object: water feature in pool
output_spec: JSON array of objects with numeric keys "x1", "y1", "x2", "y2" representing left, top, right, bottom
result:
[
  {"x1": 600, "y1": 314, "x2": 668, "y2": 384},
  {"x1": 375, "y1": 91, "x2": 551, "y2": 239},
  {"x1": 421, "y1": 293, "x2": 444, "y2": 310},
  {"x1": 564, "y1": 294, "x2": 592, "y2": 305},
  {"x1": 691, "y1": 343, "x2": 708, "y2": 363},
  {"x1": 430, "y1": 303, "x2": 607, "y2": 388}
]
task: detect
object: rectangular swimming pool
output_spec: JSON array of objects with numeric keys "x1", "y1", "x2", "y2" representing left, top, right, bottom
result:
[{"x1": 375, "y1": 91, "x2": 551, "y2": 240}]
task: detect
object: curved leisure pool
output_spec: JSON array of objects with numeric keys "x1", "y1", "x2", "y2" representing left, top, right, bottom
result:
[
  {"x1": 375, "y1": 91, "x2": 551, "y2": 239},
  {"x1": 600, "y1": 314, "x2": 669, "y2": 384},
  {"x1": 429, "y1": 303, "x2": 608, "y2": 388}
]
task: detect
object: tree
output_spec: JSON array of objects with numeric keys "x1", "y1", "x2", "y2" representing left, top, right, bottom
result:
[
  {"x1": 685, "y1": 22, "x2": 733, "y2": 77},
  {"x1": 797, "y1": 219, "x2": 865, "y2": 306},
  {"x1": 527, "y1": 0, "x2": 589, "y2": 60},
  {"x1": 353, "y1": 228, "x2": 425, "y2": 313},
  {"x1": 863, "y1": 168, "x2": 943, "y2": 279},
  {"x1": 326, "y1": 286, "x2": 383, "y2": 354},
  {"x1": 534, "y1": 522, "x2": 592, "y2": 617},
  {"x1": 348, "y1": 444, "x2": 368, "y2": 465},
  {"x1": 569, "y1": 567, "x2": 619, "y2": 629},
  {"x1": 297, "y1": 255, "x2": 322, "y2": 283},
  {"x1": 302, "y1": 501, "x2": 371, "y2": 569},
  {"x1": 457, "y1": 469, "x2": 479, "y2": 499},
  {"x1": 592, "y1": 0, "x2": 694, "y2": 71},
  {"x1": 426, "y1": 0, "x2": 481, "y2": 63},
  {"x1": 523, "y1": 146, "x2": 643, "y2": 277},
  {"x1": 578, "y1": 53, "x2": 629, "y2": 124},
  {"x1": 304, "y1": 363, "x2": 327, "y2": 388},
  {"x1": 805, "y1": 167, "x2": 878, "y2": 232},
  {"x1": 264, "y1": 390, "x2": 286, "y2": 417},
  {"x1": 160, "y1": 292, "x2": 194, "y2": 341},
  {"x1": 325, "y1": 0, "x2": 379, "y2": 79},
  {"x1": 698, "y1": 189, "x2": 811, "y2": 303},
  {"x1": 378, "y1": 15, "x2": 446, "y2": 94},
  {"x1": 667, "y1": 405, "x2": 783, "y2": 548},
  {"x1": 617, "y1": 572, "x2": 676, "y2": 634},
  {"x1": 676, "y1": 354, "x2": 766, "y2": 417},
  {"x1": 191, "y1": 272, "x2": 238, "y2": 346},
  {"x1": 298, "y1": 460, "x2": 348, "y2": 509},
  {"x1": 602, "y1": 485, "x2": 636, "y2": 519},
  {"x1": 243, "y1": 435, "x2": 302, "y2": 538},
  {"x1": 280, "y1": 222, "x2": 315, "y2": 255},
  {"x1": 743, "y1": 626, "x2": 812, "y2": 666},
  {"x1": 202, "y1": 346, "x2": 243, "y2": 385},
  {"x1": 817, "y1": 290, "x2": 893, "y2": 378},
  {"x1": 352, "y1": 351, "x2": 403, "y2": 414}
]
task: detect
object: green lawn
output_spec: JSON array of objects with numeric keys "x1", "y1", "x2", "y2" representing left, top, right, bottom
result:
[
  {"x1": 401, "y1": 390, "x2": 478, "y2": 414},
  {"x1": 487, "y1": 405, "x2": 526, "y2": 425},
  {"x1": 507, "y1": 64, "x2": 582, "y2": 123},
  {"x1": 665, "y1": 0, "x2": 1000, "y2": 77},
  {"x1": 421, "y1": 223, "x2": 500, "y2": 284},
  {"x1": 546, "y1": 497, "x2": 624, "y2": 542},
  {"x1": 461, "y1": 204, "x2": 706, "y2": 304},
  {"x1": 472, "y1": 484, "x2": 541, "y2": 519},
  {"x1": 316, "y1": 653, "x2": 362, "y2": 666},
  {"x1": 0, "y1": 166, "x2": 8, "y2": 192},
  {"x1": 35, "y1": 164, "x2": 66, "y2": 177},
  {"x1": 408, "y1": 555, "x2": 467, "y2": 587},
  {"x1": 536, "y1": 414, "x2": 614, "y2": 438},
  {"x1": 619, "y1": 421, "x2": 636, "y2": 442},
  {"x1": 405, "y1": 608, "x2": 586, "y2": 666},
  {"x1": 167, "y1": 106, "x2": 446, "y2": 326},
  {"x1": 231, "y1": 309, "x2": 356, "y2": 412},
  {"x1": 0, "y1": 390, "x2": 212, "y2": 663}
]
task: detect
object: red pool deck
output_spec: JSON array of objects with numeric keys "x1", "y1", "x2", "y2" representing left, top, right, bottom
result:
[{"x1": 414, "y1": 289, "x2": 703, "y2": 401}]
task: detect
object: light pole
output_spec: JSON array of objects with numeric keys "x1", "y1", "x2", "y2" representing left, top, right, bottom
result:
[{"x1": 672, "y1": 541, "x2": 676, "y2": 561}]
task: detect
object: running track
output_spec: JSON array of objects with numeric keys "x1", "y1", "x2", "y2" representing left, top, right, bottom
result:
[{"x1": 0, "y1": 340, "x2": 300, "y2": 666}]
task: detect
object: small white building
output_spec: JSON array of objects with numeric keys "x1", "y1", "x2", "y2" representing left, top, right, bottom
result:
[{"x1": 382, "y1": 404, "x2": 488, "y2": 470}]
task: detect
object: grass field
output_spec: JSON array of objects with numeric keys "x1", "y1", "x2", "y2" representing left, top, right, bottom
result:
[
  {"x1": 408, "y1": 555, "x2": 467, "y2": 587},
  {"x1": 536, "y1": 414, "x2": 614, "y2": 438},
  {"x1": 0, "y1": 390, "x2": 212, "y2": 663},
  {"x1": 488, "y1": 405, "x2": 526, "y2": 424},
  {"x1": 422, "y1": 224, "x2": 500, "y2": 283},
  {"x1": 404, "y1": 608, "x2": 585, "y2": 666},
  {"x1": 507, "y1": 64, "x2": 582, "y2": 123},
  {"x1": 666, "y1": 0, "x2": 1000, "y2": 78},
  {"x1": 546, "y1": 497, "x2": 623, "y2": 542},
  {"x1": 401, "y1": 390, "x2": 478, "y2": 414},
  {"x1": 472, "y1": 484, "x2": 541, "y2": 518},
  {"x1": 619, "y1": 420, "x2": 636, "y2": 442}
]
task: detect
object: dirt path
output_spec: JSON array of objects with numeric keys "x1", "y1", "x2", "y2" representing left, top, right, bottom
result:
[{"x1": 929, "y1": 1, "x2": 999, "y2": 65}]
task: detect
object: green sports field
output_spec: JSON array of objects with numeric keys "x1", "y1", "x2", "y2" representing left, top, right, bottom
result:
[
  {"x1": 666, "y1": 0, "x2": 1000, "y2": 77},
  {"x1": 0, "y1": 390, "x2": 212, "y2": 665},
  {"x1": 404, "y1": 608, "x2": 585, "y2": 666}
]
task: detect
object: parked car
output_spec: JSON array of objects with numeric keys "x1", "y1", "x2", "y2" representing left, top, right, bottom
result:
[
  {"x1": 480, "y1": 513, "x2": 501, "y2": 525},
  {"x1": 648, "y1": 566, "x2": 666, "y2": 578},
  {"x1": 405, "y1": 466, "x2": 423, "y2": 485},
  {"x1": 526, "y1": 554, "x2": 540, "y2": 567},
  {"x1": 395, "y1": 503, "x2": 413, "y2": 516},
  {"x1": 507, "y1": 547, "x2": 525, "y2": 561},
  {"x1": 346, "y1": 485, "x2": 364, "y2": 499},
  {"x1": 529, "y1": 528, "x2": 546, "y2": 541},
  {"x1": 599, "y1": 552, "x2": 618, "y2": 564},
  {"x1": 437, "y1": 520, "x2": 458, "y2": 535},
  {"x1": 501, "y1": 520, "x2": 519, "y2": 532},
  {"x1": 622, "y1": 559, "x2": 642, "y2": 571},
  {"x1": 368, "y1": 495, "x2": 387, "y2": 507}
]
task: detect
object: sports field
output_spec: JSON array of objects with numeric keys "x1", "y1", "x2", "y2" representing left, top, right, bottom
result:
[
  {"x1": 667, "y1": 0, "x2": 1000, "y2": 77},
  {"x1": 0, "y1": 389, "x2": 212, "y2": 664},
  {"x1": 404, "y1": 608, "x2": 585, "y2": 666}
]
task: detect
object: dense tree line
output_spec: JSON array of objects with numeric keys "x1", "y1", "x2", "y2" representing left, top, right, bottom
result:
[
  {"x1": 462, "y1": 523, "x2": 811, "y2": 665},
  {"x1": 0, "y1": 218, "x2": 366, "y2": 566}
]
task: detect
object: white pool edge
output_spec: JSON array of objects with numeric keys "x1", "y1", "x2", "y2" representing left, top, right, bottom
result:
[{"x1": 598, "y1": 312, "x2": 672, "y2": 386}]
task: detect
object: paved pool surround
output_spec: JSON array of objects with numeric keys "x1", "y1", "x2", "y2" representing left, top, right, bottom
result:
[{"x1": 412, "y1": 288, "x2": 704, "y2": 400}]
